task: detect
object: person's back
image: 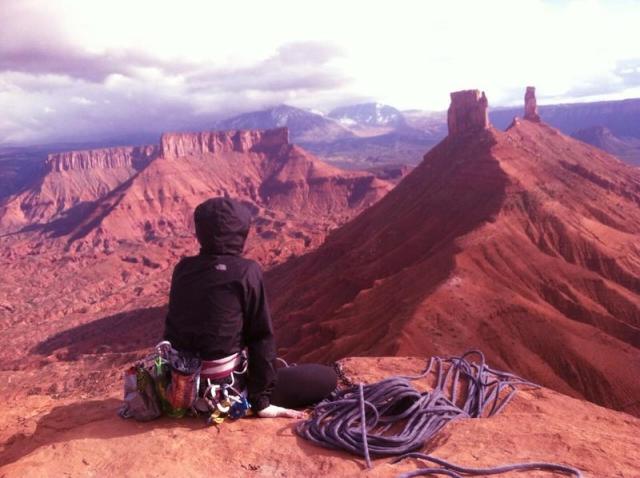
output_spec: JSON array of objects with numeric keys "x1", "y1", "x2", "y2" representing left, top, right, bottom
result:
[
  {"x1": 163, "y1": 196, "x2": 336, "y2": 418},
  {"x1": 164, "y1": 253, "x2": 269, "y2": 360}
]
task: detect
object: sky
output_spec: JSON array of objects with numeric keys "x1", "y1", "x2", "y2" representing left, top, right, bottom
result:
[{"x1": 1, "y1": 0, "x2": 640, "y2": 145}]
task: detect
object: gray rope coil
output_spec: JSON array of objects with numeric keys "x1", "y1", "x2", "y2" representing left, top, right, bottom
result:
[{"x1": 296, "y1": 350, "x2": 583, "y2": 477}]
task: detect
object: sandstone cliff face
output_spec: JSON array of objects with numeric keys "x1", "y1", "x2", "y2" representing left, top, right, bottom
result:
[
  {"x1": 44, "y1": 129, "x2": 290, "y2": 173},
  {"x1": 46, "y1": 146, "x2": 159, "y2": 172},
  {"x1": 0, "y1": 146, "x2": 160, "y2": 233},
  {"x1": 0, "y1": 128, "x2": 296, "y2": 236},
  {"x1": 160, "y1": 128, "x2": 289, "y2": 159},
  {"x1": 0, "y1": 127, "x2": 396, "y2": 368},
  {"x1": 524, "y1": 86, "x2": 541, "y2": 122},
  {"x1": 447, "y1": 90, "x2": 489, "y2": 136},
  {"x1": 58, "y1": 136, "x2": 392, "y2": 266}
]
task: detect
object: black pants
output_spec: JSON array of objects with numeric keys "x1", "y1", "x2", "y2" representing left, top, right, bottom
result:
[{"x1": 270, "y1": 364, "x2": 338, "y2": 409}]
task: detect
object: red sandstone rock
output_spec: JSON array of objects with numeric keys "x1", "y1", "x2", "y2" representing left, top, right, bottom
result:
[
  {"x1": 447, "y1": 89, "x2": 489, "y2": 136},
  {"x1": 46, "y1": 145, "x2": 158, "y2": 172},
  {"x1": 160, "y1": 127, "x2": 289, "y2": 159},
  {"x1": 524, "y1": 86, "x2": 541, "y2": 122},
  {"x1": 0, "y1": 147, "x2": 155, "y2": 233},
  {"x1": 268, "y1": 115, "x2": 640, "y2": 417},
  {"x1": 0, "y1": 128, "x2": 393, "y2": 260}
]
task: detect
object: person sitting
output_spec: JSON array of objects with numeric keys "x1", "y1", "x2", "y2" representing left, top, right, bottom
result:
[{"x1": 163, "y1": 197, "x2": 337, "y2": 418}]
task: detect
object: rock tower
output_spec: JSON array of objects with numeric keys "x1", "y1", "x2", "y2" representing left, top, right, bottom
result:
[
  {"x1": 524, "y1": 86, "x2": 541, "y2": 122},
  {"x1": 447, "y1": 90, "x2": 489, "y2": 136}
]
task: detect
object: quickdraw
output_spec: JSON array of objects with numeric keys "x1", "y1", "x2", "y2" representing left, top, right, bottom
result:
[{"x1": 197, "y1": 358, "x2": 252, "y2": 425}]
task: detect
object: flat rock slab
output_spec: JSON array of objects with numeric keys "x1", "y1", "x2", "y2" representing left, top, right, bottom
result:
[{"x1": 1, "y1": 356, "x2": 639, "y2": 477}]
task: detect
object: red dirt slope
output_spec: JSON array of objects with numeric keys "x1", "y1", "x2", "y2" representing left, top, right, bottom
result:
[{"x1": 267, "y1": 90, "x2": 640, "y2": 417}]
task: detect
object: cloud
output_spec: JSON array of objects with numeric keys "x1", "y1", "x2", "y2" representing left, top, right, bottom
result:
[
  {"x1": 560, "y1": 75, "x2": 625, "y2": 100},
  {"x1": 0, "y1": 2, "x2": 352, "y2": 144},
  {"x1": 2, "y1": 0, "x2": 640, "y2": 145},
  {"x1": 185, "y1": 42, "x2": 348, "y2": 93},
  {"x1": 543, "y1": 59, "x2": 640, "y2": 103},
  {"x1": 0, "y1": 39, "x2": 351, "y2": 144},
  {"x1": 0, "y1": 44, "x2": 178, "y2": 83},
  {"x1": 0, "y1": 0, "x2": 193, "y2": 82},
  {"x1": 616, "y1": 59, "x2": 640, "y2": 88},
  {"x1": 0, "y1": 1, "x2": 355, "y2": 145}
]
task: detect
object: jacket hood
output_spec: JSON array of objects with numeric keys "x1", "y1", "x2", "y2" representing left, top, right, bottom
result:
[{"x1": 194, "y1": 197, "x2": 251, "y2": 256}]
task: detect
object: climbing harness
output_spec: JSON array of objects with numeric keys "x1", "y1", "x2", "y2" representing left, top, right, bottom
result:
[
  {"x1": 119, "y1": 341, "x2": 251, "y2": 425},
  {"x1": 199, "y1": 353, "x2": 251, "y2": 425},
  {"x1": 201, "y1": 352, "x2": 246, "y2": 381},
  {"x1": 297, "y1": 350, "x2": 583, "y2": 477}
]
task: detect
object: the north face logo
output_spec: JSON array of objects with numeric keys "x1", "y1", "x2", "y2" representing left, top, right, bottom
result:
[{"x1": 215, "y1": 264, "x2": 227, "y2": 271}]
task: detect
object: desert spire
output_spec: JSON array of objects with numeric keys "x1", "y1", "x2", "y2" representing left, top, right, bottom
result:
[
  {"x1": 447, "y1": 89, "x2": 490, "y2": 136},
  {"x1": 524, "y1": 86, "x2": 541, "y2": 122}
]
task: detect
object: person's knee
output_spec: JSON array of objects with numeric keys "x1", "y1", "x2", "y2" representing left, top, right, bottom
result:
[{"x1": 271, "y1": 363, "x2": 337, "y2": 408}]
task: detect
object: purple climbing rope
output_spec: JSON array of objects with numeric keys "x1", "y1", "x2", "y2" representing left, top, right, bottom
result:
[
  {"x1": 393, "y1": 453, "x2": 583, "y2": 477},
  {"x1": 296, "y1": 350, "x2": 583, "y2": 477},
  {"x1": 359, "y1": 383, "x2": 372, "y2": 469}
]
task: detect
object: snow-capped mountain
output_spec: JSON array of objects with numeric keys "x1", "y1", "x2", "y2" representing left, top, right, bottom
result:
[
  {"x1": 328, "y1": 102, "x2": 407, "y2": 129},
  {"x1": 215, "y1": 104, "x2": 353, "y2": 143},
  {"x1": 214, "y1": 103, "x2": 440, "y2": 168}
]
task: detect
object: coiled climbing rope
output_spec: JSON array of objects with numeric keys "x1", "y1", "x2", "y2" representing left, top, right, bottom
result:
[{"x1": 296, "y1": 350, "x2": 583, "y2": 477}]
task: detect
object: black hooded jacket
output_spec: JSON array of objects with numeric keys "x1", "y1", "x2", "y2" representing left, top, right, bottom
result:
[{"x1": 163, "y1": 197, "x2": 277, "y2": 411}]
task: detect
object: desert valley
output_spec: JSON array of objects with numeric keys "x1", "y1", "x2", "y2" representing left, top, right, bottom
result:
[
  {"x1": 0, "y1": 85, "x2": 639, "y2": 476},
  {"x1": 2, "y1": 1, "x2": 640, "y2": 475}
]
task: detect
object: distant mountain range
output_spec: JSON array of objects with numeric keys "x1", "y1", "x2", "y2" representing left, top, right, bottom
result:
[
  {"x1": 213, "y1": 97, "x2": 640, "y2": 168},
  {"x1": 2, "y1": 97, "x2": 639, "y2": 192},
  {"x1": 215, "y1": 104, "x2": 354, "y2": 144},
  {"x1": 214, "y1": 103, "x2": 439, "y2": 168},
  {"x1": 328, "y1": 103, "x2": 407, "y2": 129},
  {"x1": 571, "y1": 125, "x2": 640, "y2": 166},
  {"x1": 215, "y1": 103, "x2": 410, "y2": 142}
]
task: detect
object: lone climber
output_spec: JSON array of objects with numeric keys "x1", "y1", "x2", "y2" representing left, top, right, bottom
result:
[{"x1": 163, "y1": 197, "x2": 337, "y2": 418}]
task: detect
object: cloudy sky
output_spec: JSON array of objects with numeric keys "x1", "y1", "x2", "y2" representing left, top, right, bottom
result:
[{"x1": 1, "y1": 0, "x2": 640, "y2": 145}]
